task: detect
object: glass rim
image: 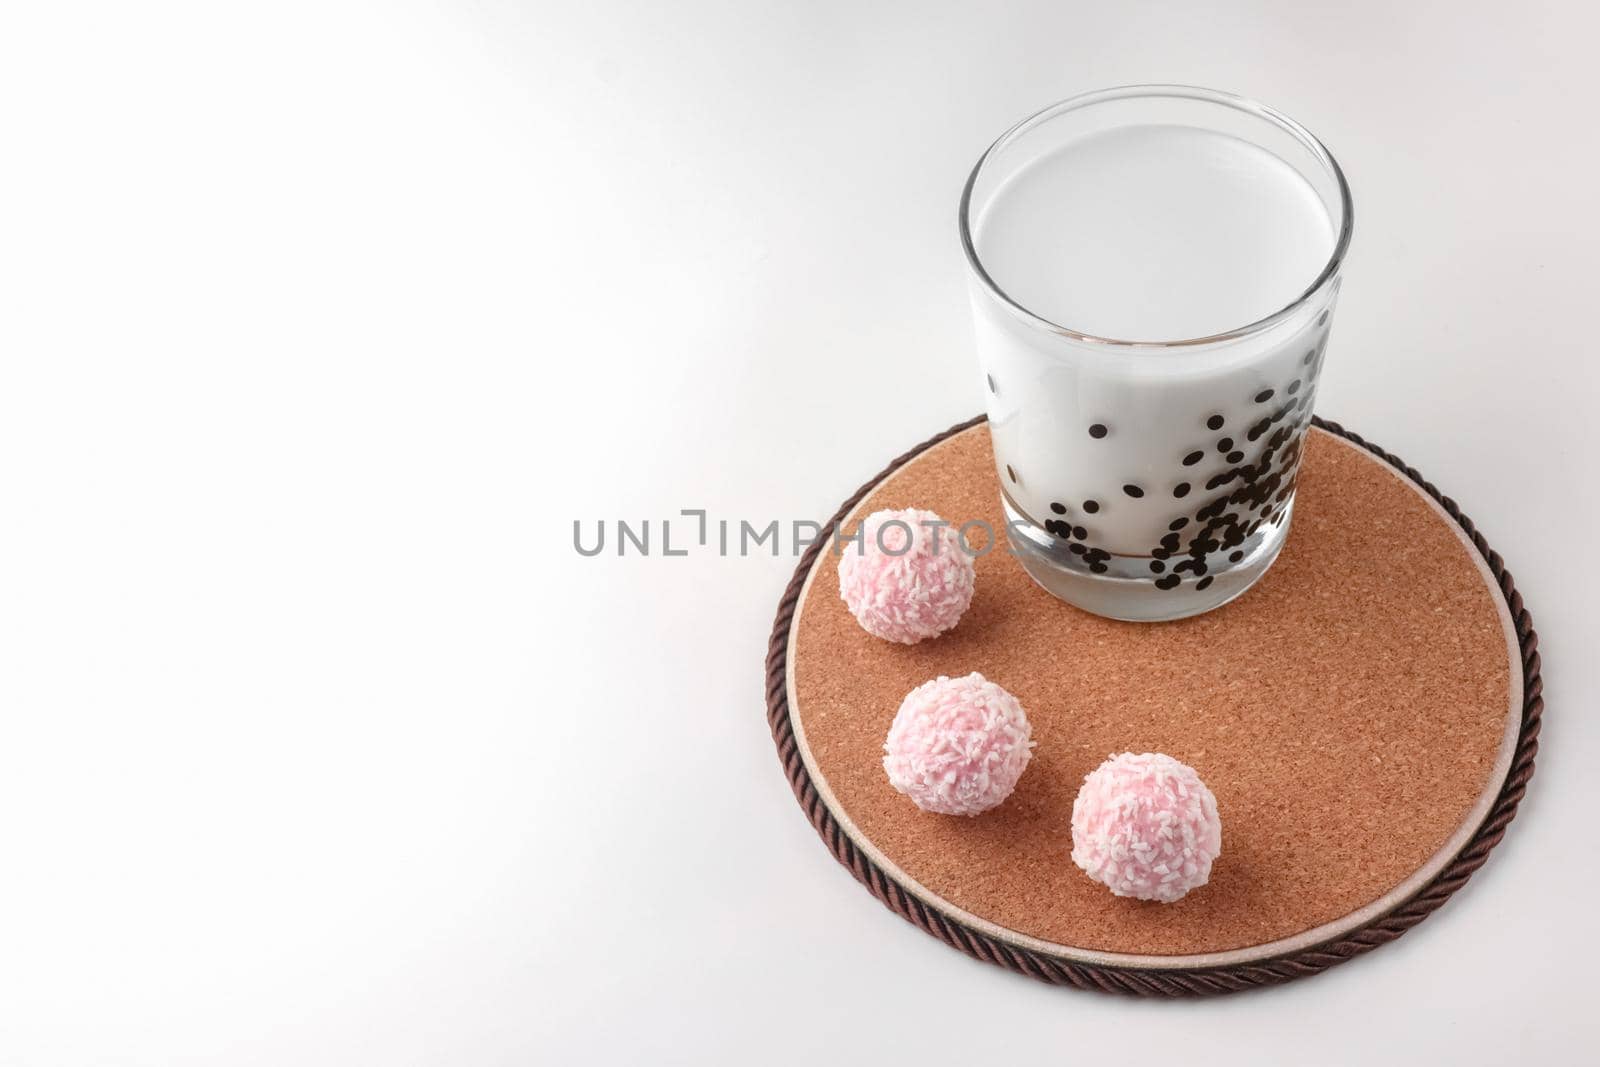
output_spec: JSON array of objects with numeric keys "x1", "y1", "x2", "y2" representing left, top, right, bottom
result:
[{"x1": 958, "y1": 84, "x2": 1355, "y2": 349}]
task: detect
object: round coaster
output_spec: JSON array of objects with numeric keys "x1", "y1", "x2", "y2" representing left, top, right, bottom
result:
[{"x1": 765, "y1": 416, "x2": 1541, "y2": 995}]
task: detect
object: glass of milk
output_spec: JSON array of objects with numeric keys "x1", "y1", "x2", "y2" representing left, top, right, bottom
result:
[{"x1": 961, "y1": 85, "x2": 1353, "y2": 621}]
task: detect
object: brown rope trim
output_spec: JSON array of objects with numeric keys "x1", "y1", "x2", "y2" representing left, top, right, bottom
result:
[{"x1": 764, "y1": 415, "x2": 1542, "y2": 996}]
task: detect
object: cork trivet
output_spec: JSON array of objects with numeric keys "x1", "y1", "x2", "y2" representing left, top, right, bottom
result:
[{"x1": 766, "y1": 416, "x2": 1541, "y2": 995}]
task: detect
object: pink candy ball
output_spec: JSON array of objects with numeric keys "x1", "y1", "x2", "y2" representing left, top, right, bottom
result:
[
  {"x1": 837, "y1": 508, "x2": 975, "y2": 644},
  {"x1": 1070, "y1": 752, "x2": 1222, "y2": 903},
  {"x1": 883, "y1": 673, "x2": 1034, "y2": 816}
]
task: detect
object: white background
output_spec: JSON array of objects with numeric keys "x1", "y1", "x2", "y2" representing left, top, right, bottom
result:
[{"x1": 1, "y1": 1, "x2": 1595, "y2": 1063}]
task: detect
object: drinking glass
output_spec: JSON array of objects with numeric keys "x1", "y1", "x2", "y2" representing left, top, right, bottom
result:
[{"x1": 960, "y1": 85, "x2": 1353, "y2": 621}]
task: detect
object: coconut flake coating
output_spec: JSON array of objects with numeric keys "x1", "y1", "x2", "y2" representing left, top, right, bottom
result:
[
  {"x1": 837, "y1": 508, "x2": 975, "y2": 644},
  {"x1": 1070, "y1": 752, "x2": 1222, "y2": 903},
  {"x1": 883, "y1": 673, "x2": 1034, "y2": 816}
]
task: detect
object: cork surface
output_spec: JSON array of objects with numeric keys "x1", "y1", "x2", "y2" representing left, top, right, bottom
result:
[{"x1": 789, "y1": 424, "x2": 1515, "y2": 956}]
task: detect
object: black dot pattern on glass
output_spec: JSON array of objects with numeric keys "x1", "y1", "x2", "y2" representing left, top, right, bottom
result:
[
  {"x1": 1155, "y1": 574, "x2": 1181, "y2": 590},
  {"x1": 1007, "y1": 465, "x2": 1017, "y2": 484},
  {"x1": 987, "y1": 373, "x2": 997, "y2": 394},
  {"x1": 1083, "y1": 499, "x2": 1099, "y2": 514},
  {"x1": 1287, "y1": 379, "x2": 1301, "y2": 395},
  {"x1": 1150, "y1": 560, "x2": 1165, "y2": 574},
  {"x1": 1207, "y1": 414, "x2": 1225, "y2": 431},
  {"x1": 1303, "y1": 348, "x2": 1316, "y2": 365},
  {"x1": 1317, "y1": 309, "x2": 1329, "y2": 327},
  {"x1": 1254, "y1": 388, "x2": 1275, "y2": 403},
  {"x1": 1229, "y1": 550, "x2": 1244, "y2": 562},
  {"x1": 1169, "y1": 517, "x2": 1188, "y2": 531},
  {"x1": 1050, "y1": 502, "x2": 1066, "y2": 515},
  {"x1": 1073, "y1": 525, "x2": 1087, "y2": 540},
  {"x1": 1173, "y1": 482, "x2": 1190, "y2": 498},
  {"x1": 1183, "y1": 450, "x2": 1203, "y2": 466},
  {"x1": 1196, "y1": 576, "x2": 1215, "y2": 591},
  {"x1": 1090, "y1": 562, "x2": 1108, "y2": 574},
  {"x1": 1227, "y1": 450, "x2": 1244, "y2": 464},
  {"x1": 1089, "y1": 423, "x2": 1108, "y2": 439},
  {"x1": 1123, "y1": 484, "x2": 1144, "y2": 498}
]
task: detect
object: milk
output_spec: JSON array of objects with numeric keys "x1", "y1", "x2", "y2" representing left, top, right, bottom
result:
[
  {"x1": 976, "y1": 125, "x2": 1334, "y2": 342},
  {"x1": 968, "y1": 120, "x2": 1342, "y2": 618}
]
